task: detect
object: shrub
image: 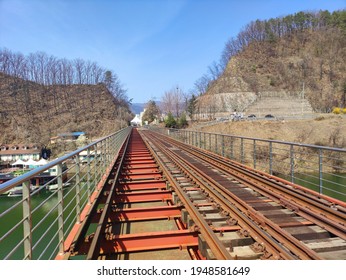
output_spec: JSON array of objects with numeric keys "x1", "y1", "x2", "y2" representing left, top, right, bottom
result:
[
  {"x1": 164, "y1": 112, "x2": 176, "y2": 128},
  {"x1": 332, "y1": 107, "x2": 341, "y2": 114},
  {"x1": 177, "y1": 113, "x2": 188, "y2": 128},
  {"x1": 314, "y1": 116, "x2": 325, "y2": 121}
]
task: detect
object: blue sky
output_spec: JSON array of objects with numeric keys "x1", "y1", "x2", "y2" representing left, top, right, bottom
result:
[{"x1": 1, "y1": 0, "x2": 345, "y2": 103}]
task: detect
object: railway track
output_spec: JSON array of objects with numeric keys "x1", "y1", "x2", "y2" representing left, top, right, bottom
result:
[{"x1": 60, "y1": 128, "x2": 346, "y2": 260}]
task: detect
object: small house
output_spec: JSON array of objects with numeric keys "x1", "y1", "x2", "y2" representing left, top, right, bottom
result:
[{"x1": 0, "y1": 144, "x2": 41, "y2": 165}]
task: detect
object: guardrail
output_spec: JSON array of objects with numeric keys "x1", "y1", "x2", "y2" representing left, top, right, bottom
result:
[
  {"x1": 0, "y1": 127, "x2": 131, "y2": 260},
  {"x1": 152, "y1": 127, "x2": 346, "y2": 202}
]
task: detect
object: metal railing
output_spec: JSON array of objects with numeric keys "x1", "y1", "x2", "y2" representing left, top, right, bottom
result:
[
  {"x1": 0, "y1": 127, "x2": 131, "y2": 260},
  {"x1": 152, "y1": 127, "x2": 346, "y2": 202}
]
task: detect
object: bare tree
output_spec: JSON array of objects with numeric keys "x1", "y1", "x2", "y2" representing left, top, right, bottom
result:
[
  {"x1": 0, "y1": 48, "x2": 127, "y2": 89},
  {"x1": 161, "y1": 89, "x2": 175, "y2": 114},
  {"x1": 74, "y1": 58, "x2": 85, "y2": 84},
  {"x1": 194, "y1": 74, "x2": 210, "y2": 96},
  {"x1": 161, "y1": 85, "x2": 184, "y2": 117}
]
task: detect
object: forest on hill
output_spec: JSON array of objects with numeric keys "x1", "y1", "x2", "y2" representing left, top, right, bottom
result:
[
  {"x1": 193, "y1": 10, "x2": 346, "y2": 114},
  {"x1": 0, "y1": 51, "x2": 132, "y2": 148}
]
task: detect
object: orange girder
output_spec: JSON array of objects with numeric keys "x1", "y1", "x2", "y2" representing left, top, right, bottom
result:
[
  {"x1": 90, "y1": 205, "x2": 182, "y2": 223},
  {"x1": 123, "y1": 164, "x2": 158, "y2": 169},
  {"x1": 116, "y1": 180, "x2": 167, "y2": 191},
  {"x1": 111, "y1": 205, "x2": 182, "y2": 222},
  {"x1": 122, "y1": 168, "x2": 160, "y2": 173},
  {"x1": 120, "y1": 172, "x2": 162, "y2": 180},
  {"x1": 124, "y1": 160, "x2": 155, "y2": 165},
  {"x1": 112, "y1": 190, "x2": 172, "y2": 203},
  {"x1": 100, "y1": 230, "x2": 199, "y2": 253}
]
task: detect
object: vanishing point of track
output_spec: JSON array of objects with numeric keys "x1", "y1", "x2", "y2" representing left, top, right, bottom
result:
[{"x1": 60, "y1": 128, "x2": 346, "y2": 260}]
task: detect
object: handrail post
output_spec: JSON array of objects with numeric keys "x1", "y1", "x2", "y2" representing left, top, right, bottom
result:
[
  {"x1": 87, "y1": 148, "x2": 91, "y2": 204},
  {"x1": 94, "y1": 145, "x2": 99, "y2": 185},
  {"x1": 241, "y1": 138, "x2": 244, "y2": 164},
  {"x1": 209, "y1": 133, "x2": 211, "y2": 151},
  {"x1": 22, "y1": 179, "x2": 32, "y2": 260},
  {"x1": 57, "y1": 163, "x2": 64, "y2": 255},
  {"x1": 290, "y1": 145, "x2": 294, "y2": 183},
  {"x1": 253, "y1": 140, "x2": 256, "y2": 169},
  {"x1": 319, "y1": 149, "x2": 323, "y2": 194},
  {"x1": 230, "y1": 137, "x2": 234, "y2": 159},
  {"x1": 111, "y1": 134, "x2": 116, "y2": 159},
  {"x1": 106, "y1": 136, "x2": 111, "y2": 166},
  {"x1": 75, "y1": 155, "x2": 81, "y2": 223},
  {"x1": 102, "y1": 140, "x2": 106, "y2": 174},
  {"x1": 269, "y1": 142, "x2": 273, "y2": 175},
  {"x1": 215, "y1": 134, "x2": 218, "y2": 154}
]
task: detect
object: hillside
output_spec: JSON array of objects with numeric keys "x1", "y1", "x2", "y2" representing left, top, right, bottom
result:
[
  {"x1": 203, "y1": 10, "x2": 346, "y2": 114},
  {"x1": 0, "y1": 73, "x2": 132, "y2": 146},
  {"x1": 194, "y1": 114, "x2": 345, "y2": 148}
]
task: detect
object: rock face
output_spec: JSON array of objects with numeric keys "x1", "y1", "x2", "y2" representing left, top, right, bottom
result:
[
  {"x1": 199, "y1": 22, "x2": 346, "y2": 118},
  {"x1": 0, "y1": 73, "x2": 131, "y2": 145}
]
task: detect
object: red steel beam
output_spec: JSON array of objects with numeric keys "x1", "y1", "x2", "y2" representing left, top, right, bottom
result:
[
  {"x1": 100, "y1": 230, "x2": 199, "y2": 253},
  {"x1": 126, "y1": 156, "x2": 151, "y2": 160},
  {"x1": 125, "y1": 160, "x2": 155, "y2": 165},
  {"x1": 116, "y1": 180, "x2": 167, "y2": 191},
  {"x1": 112, "y1": 190, "x2": 172, "y2": 203},
  {"x1": 111, "y1": 205, "x2": 181, "y2": 221},
  {"x1": 91, "y1": 205, "x2": 182, "y2": 223},
  {"x1": 120, "y1": 172, "x2": 162, "y2": 180},
  {"x1": 123, "y1": 164, "x2": 158, "y2": 169},
  {"x1": 122, "y1": 168, "x2": 160, "y2": 173}
]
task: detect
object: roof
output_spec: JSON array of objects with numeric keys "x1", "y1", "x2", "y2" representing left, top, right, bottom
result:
[
  {"x1": 0, "y1": 144, "x2": 41, "y2": 156},
  {"x1": 58, "y1": 132, "x2": 85, "y2": 137}
]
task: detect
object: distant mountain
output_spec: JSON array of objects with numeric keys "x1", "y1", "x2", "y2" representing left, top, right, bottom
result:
[{"x1": 131, "y1": 103, "x2": 146, "y2": 114}]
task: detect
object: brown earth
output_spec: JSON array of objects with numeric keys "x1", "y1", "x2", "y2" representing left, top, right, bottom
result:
[{"x1": 194, "y1": 114, "x2": 345, "y2": 148}]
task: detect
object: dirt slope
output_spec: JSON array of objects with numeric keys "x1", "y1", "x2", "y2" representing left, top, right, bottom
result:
[{"x1": 197, "y1": 115, "x2": 345, "y2": 148}]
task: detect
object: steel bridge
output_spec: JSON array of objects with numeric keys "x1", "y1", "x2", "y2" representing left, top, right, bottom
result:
[{"x1": 0, "y1": 127, "x2": 345, "y2": 260}]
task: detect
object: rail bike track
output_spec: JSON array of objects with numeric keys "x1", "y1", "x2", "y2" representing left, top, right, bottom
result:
[{"x1": 59, "y1": 128, "x2": 346, "y2": 260}]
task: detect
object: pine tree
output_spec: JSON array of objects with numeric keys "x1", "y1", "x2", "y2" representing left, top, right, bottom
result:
[
  {"x1": 164, "y1": 112, "x2": 176, "y2": 128},
  {"x1": 142, "y1": 100, "x2": 160, "y2": 124}
]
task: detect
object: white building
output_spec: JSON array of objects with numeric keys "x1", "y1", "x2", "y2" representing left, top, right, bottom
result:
[
  {"x1": 0, "y1": 144, "x2": 41, "y2": 164},
  {"x1": 130, "y1": 114, "x2": 142, "y2": 126}
]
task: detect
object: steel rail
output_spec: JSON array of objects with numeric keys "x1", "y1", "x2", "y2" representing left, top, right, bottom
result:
[
  {"x1": 143, "y1": 131, "x2": 321, "y2": 259},
  {"x1": 173, "y1": 151, "x2": 321, "y2": 259},
  {"x1": 199, "y1": 146, "x2": 346, "y2": 213},
  {"x1": 213, "y1": 162, "x2": 346, "y2": 238},
  {"x1": 140, "y1": 132, "x2": 234, "y2": 260},
  {"x1": 85, "y1": 133, "x2": 131, "y2": 260},
  {"x1": 163, "y1": 128, "x2": 345, "y2": 204},
  {"x1": 159, "y1": 131, "x2": 346, "y2": 236},
  {"x1": 141, "y1": 131, "x2": 299, "y2": 260},
  {"x1": 66, "y1": 129, "x2": 201, "y2": 260},
  {"x1": 169, "y1": 137, "x2": 346, "y2": 239}
]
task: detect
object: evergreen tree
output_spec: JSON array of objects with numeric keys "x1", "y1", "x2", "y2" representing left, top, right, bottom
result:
[
  {"x1": 164, "y1": 112, "x2": 176, "y2": 128},
  {"x1": 142, "y1": 100, "x2": 160, "y2": 124},
  {"x1": 178, "y1": 112, "x2": 188, "y2": 128},
  {"x1": 187, "y1": 94, "x2": 197, "y2": 121}
]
